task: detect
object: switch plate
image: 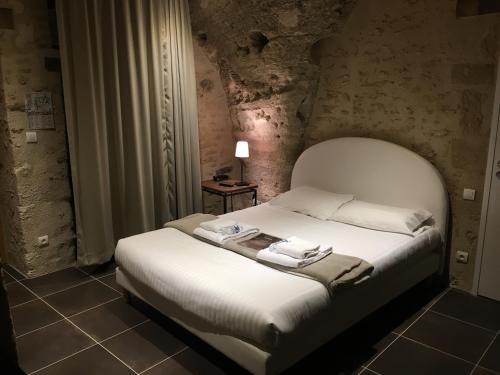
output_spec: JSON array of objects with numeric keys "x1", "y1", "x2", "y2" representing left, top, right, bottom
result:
[
  {"x1": 26, "y1": 131, "x2": 37, "y2": 143},
  {"x1": 463, "y1": 188, "x2": 476, "y2": 201},
  {"x1": 456, "y1": 251, "x2": 469, "y2": 264},
  {"x1": 37, "y1": 235, "x2": 49, "y2": 247}
]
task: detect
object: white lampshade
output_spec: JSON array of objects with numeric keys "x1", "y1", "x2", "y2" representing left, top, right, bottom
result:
[{"x1": 235, "y1": 141, "x2": 249, "y2": 158}]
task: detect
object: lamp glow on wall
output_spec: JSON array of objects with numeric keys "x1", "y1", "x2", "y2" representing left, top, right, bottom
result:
[{"x1": 235, "y1": 141, "x2": 250, "y2": 186}]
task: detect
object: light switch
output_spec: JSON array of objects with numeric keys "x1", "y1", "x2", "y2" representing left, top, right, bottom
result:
[
  {"x1": 463, "y1": 188, "x2": 476, "y2": 201},
  {"x1": 26, "y1": 131, "x2": 37, "y2": 143}
]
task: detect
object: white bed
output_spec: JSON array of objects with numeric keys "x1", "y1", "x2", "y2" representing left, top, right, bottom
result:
[{"x1": 115, "y1": 137, "x2": 448, "y2": 374}]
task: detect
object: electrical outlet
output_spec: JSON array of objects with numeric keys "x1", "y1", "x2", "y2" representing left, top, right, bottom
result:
[
  {"x1": 456, "y1": 250, "x2": 469, "y2": 264},
  {"x1": 37, "y1": 235, "x2": 49, "y2": 247},
  {"x1": 463, "y1": 188, "x2": 476, "y2": 201},
  {"x1": 26, "y1": 131, "x2": 38, "y2": 143}
]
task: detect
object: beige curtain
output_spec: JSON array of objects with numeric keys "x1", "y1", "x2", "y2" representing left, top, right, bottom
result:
[{"x1": 57, "y1": 0, "x2": 202, "y2": 265}]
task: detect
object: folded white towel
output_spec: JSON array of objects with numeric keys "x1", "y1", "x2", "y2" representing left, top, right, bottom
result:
[
  {"x1": 257, "y1": 245, "x2": 332, "y2": 268},
  {"x1": 269, "y1": 236, "x2": 320, "y2": 259},
  {"x1": 194, "y1": 224, "x2": 259, "y2": 245},
  {"x1": 200, "y1": 219, "x2": 241, "y2": 235}
]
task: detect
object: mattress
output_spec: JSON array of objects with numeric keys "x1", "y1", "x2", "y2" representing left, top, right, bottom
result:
[{"x1": 115, "y1": 204, "x2": 441, "y2": 350}]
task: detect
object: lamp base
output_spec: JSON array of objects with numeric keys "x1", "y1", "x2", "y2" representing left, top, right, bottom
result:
[{"x1": 235, "y1": 181, "x2": 250, "y2": 186}]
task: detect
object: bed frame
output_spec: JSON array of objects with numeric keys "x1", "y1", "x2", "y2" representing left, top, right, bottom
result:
[{"x1": 116, "y1": 137, "x2": 448, "y2": 374}]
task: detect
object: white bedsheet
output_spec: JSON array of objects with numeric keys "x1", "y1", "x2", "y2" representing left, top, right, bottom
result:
[{"x1": 115, "y1": 204, "x2": 441, "y2": 349}]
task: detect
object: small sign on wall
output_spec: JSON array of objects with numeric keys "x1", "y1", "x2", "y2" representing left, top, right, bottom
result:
[{"x1": 25, "y1": 91, "x2": 55, "y2": 130}]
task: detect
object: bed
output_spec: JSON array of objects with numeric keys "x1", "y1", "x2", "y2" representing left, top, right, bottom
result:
[{"x1": 115, "y1": 137, "x2": 448, "y2": 374}]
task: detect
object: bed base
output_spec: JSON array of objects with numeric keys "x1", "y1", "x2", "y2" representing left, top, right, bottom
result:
[{"x1": 116, "y1": 252, "x2": 440, "y2": 375}]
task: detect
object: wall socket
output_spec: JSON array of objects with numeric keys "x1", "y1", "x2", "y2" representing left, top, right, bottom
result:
[
  {"x1": 26, "y1": 131, "x2": 38, "y2": 143},
  {"x1": 37, "y1": 235, "x2": 49, "y2": 247},
  {"x1": 463, "y1": 188, "x2": 476, "y2": 201},
  {"x1": 456, "y1": 250, "x2": 469, "y2": 264}
]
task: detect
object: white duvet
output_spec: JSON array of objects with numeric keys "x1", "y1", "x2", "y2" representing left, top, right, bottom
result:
[{"x1": 115, "y1": 204, "x2": 441, "y2": 349}]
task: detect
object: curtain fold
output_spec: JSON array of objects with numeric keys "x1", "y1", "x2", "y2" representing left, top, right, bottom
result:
[{"x1": 56, "y1": 0, "x2": 202, "y2": 265}]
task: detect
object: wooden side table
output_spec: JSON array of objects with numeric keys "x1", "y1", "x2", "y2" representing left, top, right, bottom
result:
[{"x1": 201, "y1": 179, "x2": 258, "y2": 213}]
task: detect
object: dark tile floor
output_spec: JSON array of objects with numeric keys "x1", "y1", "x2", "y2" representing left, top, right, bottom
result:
[{"x1": 3, "y1": 263, "x2": 500, "y2": 375}]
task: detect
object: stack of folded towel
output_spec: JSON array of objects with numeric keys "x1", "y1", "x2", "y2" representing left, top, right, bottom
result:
[
  {"x1": 257, "y1": 236, "x2": 332, "y2": 268},
  {"x1": 194, "y1": 219, "x2": 259, "y2": 245}
]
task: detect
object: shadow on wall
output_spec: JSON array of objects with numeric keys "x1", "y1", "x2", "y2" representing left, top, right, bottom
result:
[{"x1": 457, "y1": 0, "x2": 500, "y2": 17}]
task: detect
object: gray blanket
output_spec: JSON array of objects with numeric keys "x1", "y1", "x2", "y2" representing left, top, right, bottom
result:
[{"x1": 165, "y1": 214, "x2": 374, "y2": 294}]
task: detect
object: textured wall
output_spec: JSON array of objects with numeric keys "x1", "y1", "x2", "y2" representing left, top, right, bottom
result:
[
  {"x1": 191, "y1": 0, "x2": 500, "y2": 290},
  {"x1": 0, "y1": 0, "x2": 75, "y2": 276},
  {"x1": 307, "y1": 0, "x2": 500, "y2": 291},
  {"x1": 193, "y1": 42, "x2": 238, "y2": 214},
  {"x1": 190, "y1": 0, "x2": 357, "y2": 202},
  {"x1": 0, "y1": 47, "x2": 24, "y2": 270}
]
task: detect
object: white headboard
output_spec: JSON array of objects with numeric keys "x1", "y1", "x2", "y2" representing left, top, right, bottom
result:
[{"x1": 291, "y1": 137, "x2": 448, "y2": 238}]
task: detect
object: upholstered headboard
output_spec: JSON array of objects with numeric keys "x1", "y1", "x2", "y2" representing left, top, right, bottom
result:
[{"x1": 291, "y1": 137, "x2": 448, "y2": 239}]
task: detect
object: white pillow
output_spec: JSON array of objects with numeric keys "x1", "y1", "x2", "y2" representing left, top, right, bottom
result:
[
  {"x1": 269, "y1": 186, "x2": 354, "y2": 220},
  {"x1": 330, "y1": 200, "x2": 432, "y2": 236}
]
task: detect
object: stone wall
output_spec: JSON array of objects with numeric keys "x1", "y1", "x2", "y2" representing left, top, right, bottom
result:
[
  {"x1": 0, "y1": 46, "x2": 23, "y2": 269},
  {"x1": 190, "y1": 0, "x2": 357, "y2": 202},
  {"x1": 307, "y1": 0, "x2": 500, "y2": 290},
  {"x1": 193, "y1": 42, "x2": 238, "y2": 214},
  {"x1": 190, "y1": 0, "x2": 500, "y2": 290},
  {"x1": 0, "y1": 0, "x2": 75, "y2": 277}
]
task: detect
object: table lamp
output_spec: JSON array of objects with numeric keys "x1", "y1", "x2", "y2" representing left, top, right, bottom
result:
[{"x1": 235, "y1": 141, "x2": 249, "y2": 186}]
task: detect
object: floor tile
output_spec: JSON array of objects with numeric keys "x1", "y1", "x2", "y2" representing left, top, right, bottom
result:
[
  {"x1": 404, "y1": 310, "x2": 495, "y2": 362},
  {"x1": 102, "y1": 320, "x2": 186, "y2": 373},
  {"x1": 369, "y1": 336, "x2": 473, "y2": 375},
  {"x1": 69, "y1": 299, "x2": 148, "y2": 341},
  {"x1": 480, "y1": 335, "x2": 500, "y2": 373},
  {"x1": 6, "y1": 282, "x2": 37, "y2": 306},
  {"x1": 143, "y1": 348, "x2": 224, "y2": 375},
  {"x1": 431, "y1": 289, "x2": 500, "y2": 331},
  {"x1": 129, "y1": 296, "x2": 248, "y2": 374},
  {"x1": 3, "y1": 264, "x2": 26, "y2": 280},
  {"x1": 79, "y1": 260, "x2": 116, "y2": 277},
  {"x1": 11, "y1": 299, "x2": 61, "y2": 336},
  {"x1": 371, "y1": 282, "x2": 445, "y2": 335},
  {"x1": 100, "y1": 274, "x2": 121, "y2": 292},
  {"x1": 20, "y1": 268, "x2": 90, "y2": 297},
  {"x1": 472, "y1": 366, "x2": 499, "y2": 375},
  {"x1": 16, "y1": 320, "x2": 94, "y2": 374},
  {"x1": 287, "y1": 327, "x2": 397, "y2": 373},
  {"x1": 2, "y1": 269, "x2": 16, "y2": 284},
  {"x1": 35, "y1": 345, "x2": 134, "y2": 375},
  {"x1": 392, "y1": 309, "x2": 424, "y2": 334},
  {"x1": 44, "y1": 280, "x2": 119, "y2": 316}
]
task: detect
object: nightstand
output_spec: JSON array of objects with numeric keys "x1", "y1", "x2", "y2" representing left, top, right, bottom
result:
[{"x1": 201, "y1": 179, "x2": 258, "y2": 213}]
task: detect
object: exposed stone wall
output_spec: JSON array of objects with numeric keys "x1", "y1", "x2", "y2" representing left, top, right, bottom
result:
[
  {"x1": 190, "y1": 0, "x2": 357, "y2": 202},
  {"x1": 307, "y1": 0, "x2": 500, "y2": 291},
  {"x1": 0, "y1": 0, "x2": 75, "y2": 276},
  {"x1": 193, "y1": 42, "x2": 238, "y2": 214},
  {"x1": 0, "y1": 49, "x2": 24, "y2": 269},
  {"x1": 190, "y1": 0, "x2": 500, "y2": 290}
]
